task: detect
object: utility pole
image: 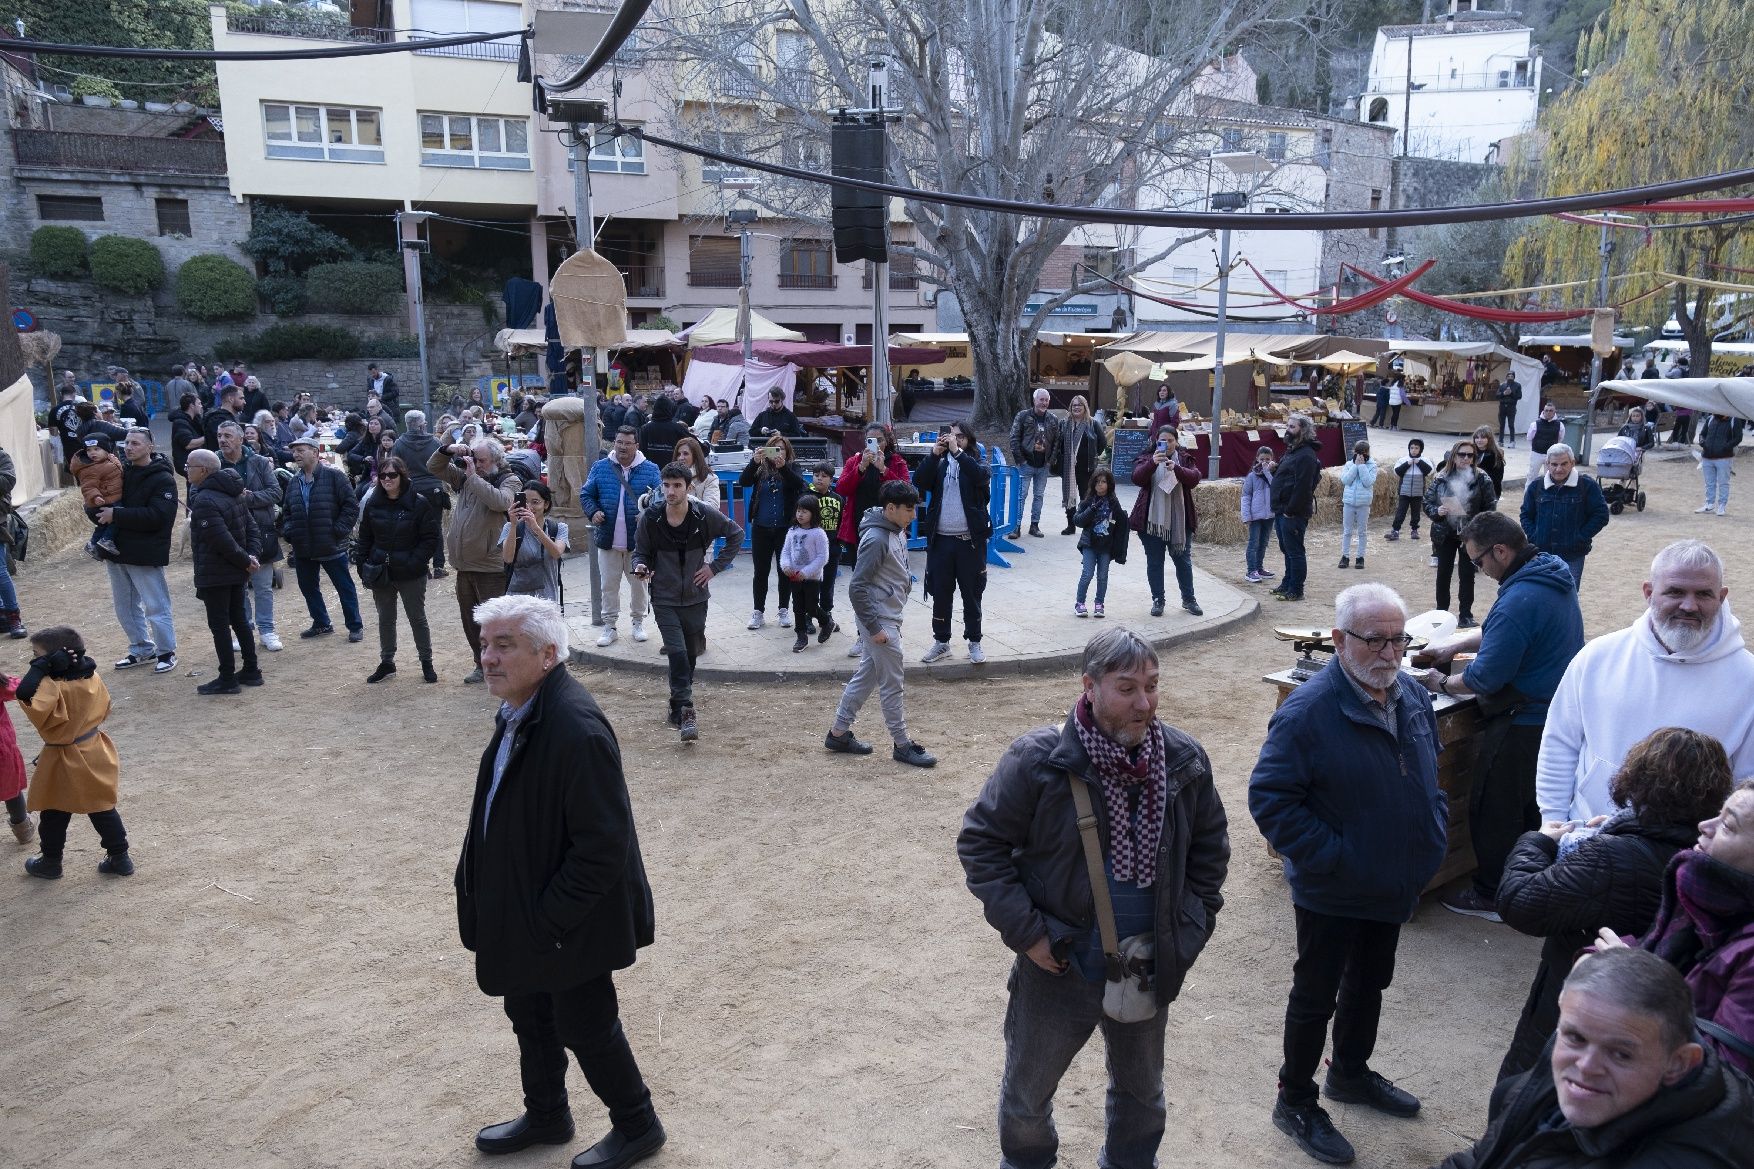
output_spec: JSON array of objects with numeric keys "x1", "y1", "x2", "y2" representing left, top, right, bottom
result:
[
  {"x1": 565, "y1": 126, "x2": 604, "y2": 625},
  {"x1": 396, "y1": 210, "x2": 433, "y2": 415},
  {"x1": 1208, "y1": 191, "x2": 1246, "y2": 482}
]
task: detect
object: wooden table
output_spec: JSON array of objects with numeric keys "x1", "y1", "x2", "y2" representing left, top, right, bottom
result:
[{"x1": 1263, "y1": 668, "x2": 1481, "y2": 892}]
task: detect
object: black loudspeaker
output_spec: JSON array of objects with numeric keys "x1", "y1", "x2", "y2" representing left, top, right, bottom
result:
[{"x1": 831, "y1": 120, "x2": 887, "y2": 265}]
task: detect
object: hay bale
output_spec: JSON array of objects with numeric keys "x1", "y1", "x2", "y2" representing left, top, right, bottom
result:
[
  {"x1": 18, "y1": 488, "x2": 94, "y2": 564},
  {"x1": 1192, "y1": 457, "x2": 1401, "y2": 546}
]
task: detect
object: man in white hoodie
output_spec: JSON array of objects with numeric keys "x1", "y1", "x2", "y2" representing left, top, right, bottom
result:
[{"x1": 1537, "y1": 540, "x2": 1754, "y2": 822}]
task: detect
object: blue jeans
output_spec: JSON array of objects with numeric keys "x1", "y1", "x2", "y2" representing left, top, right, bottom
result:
[
  {"x1": 106, "y1": 561, "x2": 176, "y2": 658},
  {"x1": 1140, "y1": 533, "x2": 1194, "y2": 605},
  {"x1": 998, "y1": 955, "x2": 1170, "y2": 1169},
  {"x1": 293, "y1": 553, "x2": 362, "y2": 632},
  {"x1": 1703, "y1": 457, "x2": 1732, "y2": 508},
  {"x1": 1341, "y1": 502, "x2": 1369, "y2": 559},
  {"x1": 242, "y1": 561, "x2": 276, "y2": 634},
  {"x1": 1245, "y1": 518, "x2": 1273, "y2": 575},
  {"x1": 1276, "y1": 514, "x2": 1309, "y2": 598},
  {"x1": 1019, "y1": 463, "x2": 1051, "y2": 529},
  {"x1": 1077, "y1": 547, "x2": 1111, "y2": 605},
  {"x1": 0, "y1": 551, "x2": 18, "y2": 611},
  {"x1": 1561, "y1": 554, "x2": 1586, "y2": 592}
]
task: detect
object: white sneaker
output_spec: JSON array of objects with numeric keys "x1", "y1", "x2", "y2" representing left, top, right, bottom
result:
[
  {"x1": 778, "y1": 608, "x2": 792, "y2": 628},
  {"x1": 1429, "y1": 555, "x2": 1439, "y2": 567},
  {"x1": 231, "y1": 636, "x2": 241, "y2": 653},
  {"x1": 846, "y1": 640, "x2": 862, "y2": 658},
  {"x1": 748, "y1": 610, "x2": 765, "y2": 630},
  {"x1": 967, "y1": 642, "x2": 986, "y2": 664},
  {"x1": 261, "y1": 631, "x2": 283, "y2": 652},
  {"x1": 922, "y1": 641, "x2": 952, "y2": 664},
  {"x1": 1696, "y1": 504, "x2": 1715, "y2": 513},
  {"x1": 596, "y1": 625, "x2": 617, "y2": 648},
  {"x1": 1717, "y1": 505, "x2": 1728, "y2": 516},
  {"x1": 631, "y1": 619, "x2": 648, "y2": 642}
]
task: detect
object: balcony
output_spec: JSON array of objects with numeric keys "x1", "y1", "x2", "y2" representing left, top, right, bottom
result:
[
  {"x1": 863, "y1": 268, "x2": 920, "y2": 291},
  {"x1": 14, "y1": 129, "x2": 227, "y2": 176},
  {"x1": 779, "y1": 272, "x2": 836, "y2": 290},
  {"x1": 688, "y1": 268, "x2": 743, "y2": 288},
  {"x1": 618, "y1": 271, "x2": 666, "y2": 298},
  {"x1": 224, "y1": 10, "x2": 517, "y2": 59}
]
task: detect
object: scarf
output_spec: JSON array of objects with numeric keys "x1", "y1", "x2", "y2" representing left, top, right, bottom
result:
[
  {"x1": 1146, "y1": 461, "x2": 1189, "y2": 551},
  {"x1": 1643, "y1": 849, "x2": 1754, "y2": 967},
  {"x1": 1072, "y1": 695, "x2": 1168, "y2": 888}
]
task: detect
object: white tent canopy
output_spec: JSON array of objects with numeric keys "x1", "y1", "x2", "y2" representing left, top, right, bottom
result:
[
  {"x1": 675, "y1": 307, "x2": 804, "y2": 348},
  {"x1": 1386, "y1": 340, "x2": 1544, "y2": 434},
  {"x1": 1598, "y1": 377, "x2": 1754, "y2": 421},
  {"x1": 1521, "y1": 333, "x2": 1635, "y2": 350}
]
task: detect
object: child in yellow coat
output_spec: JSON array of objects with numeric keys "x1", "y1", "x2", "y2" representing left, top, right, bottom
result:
[{"x1": 18, "y1": 625, "x2": 130, "y2": 879}]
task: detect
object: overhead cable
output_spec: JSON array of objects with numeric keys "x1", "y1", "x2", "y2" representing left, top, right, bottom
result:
[{"x1": 0, "y1": 29, "x2": 526, "y2": 63}]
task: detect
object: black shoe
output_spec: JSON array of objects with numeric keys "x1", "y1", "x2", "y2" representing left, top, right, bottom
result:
[
  {"x1": 678, "y1": 705, "x2": 698, "y2": 742},
  {"x1": 421, "y1": 660, "x2": 438, "y2": 683},
  {"x1": 300, "y1": 623, "x2": 334, "y2": 639},
  {"x1": 667, "y1": 705, "x2": 681, "y2": 728},
  {"x1": 24, "y1": 855, "x2": 62, "y2": 880},
  {"x1": 1338, "y1": 556, "x2": 1351, "y2": 569},
  {"x1": 1183, "y1": 599, "x2": 1203, "y2": 616},
  {"x1": 98, "y1": 851, "x2": 135, "y2": 877},
  {"x1": 367, "y1": 661, "x2": 396, "y2": 683},
  {"x1": 475, "y1": 1112, "x2": 575, "y2": 1155},
  {"x1": 1323, "y1": 1067, "x2": 1421, "y2": 1118},
  {"x1": 347, "y1": 627, "x2": 365, "y2": 643},
  {"x1": 197, "y1": 676, "x2": 241, "y2": 695},
  {"x1": 237, "y1": 667, "x2": 264, "y2": 687},
  {"x1": 1272, "y1": 1098, "x2": 1355, "y2": 1165},
  {"x1": 818, "y1": 617, "x2": 834, "y2": 644},
  {"x1": 1458, "y1": 615, "x2": 1478, "y2": 629},
  {"x1": 1150, "y1": 599, "x2": 1165, "y2": 617},
  {"x1": 825, "y1": 729, "x2": 873, "y2": 755},
  {"x1": 793, "y1": 635, "x2": 808, "y2": 653},
  {"x1": 571, "y1": 1120, "x2": 666, "y2": 1169},
  {"x1": 1028, "y1": 524, "x2": 1044, "y2": 538},
  {"x1": 893, "y1": 740, "x2": 937, "y2": 768}
]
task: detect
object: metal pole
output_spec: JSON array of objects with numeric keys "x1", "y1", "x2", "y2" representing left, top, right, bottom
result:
[
  {"x1": 1208, "y1": 224, "x2": 1231, "y2": 482},
  {"x1": 1581, "y1": 217, "x2": 1613, "y2": 465},
  {"x1": 399, "y1": 211, "x2": 433, "y2": 416},
  {"x1": 740, "y1": 227, "x2": 754, "y2": 369},
  {"x1": 570, "y1": 133, "x2": 604, "y2": 626},
  {"x1": 868, "y1": 60, "x2": 892, "y2": 426}
]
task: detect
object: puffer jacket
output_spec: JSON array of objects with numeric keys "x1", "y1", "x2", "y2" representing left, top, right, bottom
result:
[
  {"x1": 354, "y1": 486, "x2": 441, "y2": 583},
  {"x1": 834, "y1": 450, "x2": 911, "y2": 546},
  {"x1": 428, "y1": 446, "x2": 521, "y2": 572},
  {"x1": 1240, "y1": 464, "x2": 1274, "y2": 523},
  {"x1": 188, "y1": 468, "x2": 259, "y2": 589},
  {"x1": 220, "y1": 449, "x2": 283, "y2": 563},
  {"x1": 1269, "y1": 438, "x2": 1322, "y2": 519},
  {"x1": 391, "y1": 432, "x2": 443, "y2": 496},
  {"x1": 108, "y1": 453, "x2": 179, "y2": 567},
  {"x1": 958, "y1": 713, "x2": 1230, "y2": 1006},
  {"x1": 578, "y1": 451, "x2": 658, "y2": 552},
  {"x1": 1699, "y1": 414, "x2": 1746, "y2": 460},
  {"x1": 280, "y1": 463, "x2": 359, "y2": 561},
  {"x1": 1636, "y1": 850, "x2": 1754, "y2": 1075},
  {"x1": 1493, "y1": 818, "x2": 1699, "y2": 1081},
  {"x1": 1423, "y1": 464, "x2": 1498, "y2": 542},
  {"x1": 1339, "y1": 457, "x2": 1379, "y2": 508}
]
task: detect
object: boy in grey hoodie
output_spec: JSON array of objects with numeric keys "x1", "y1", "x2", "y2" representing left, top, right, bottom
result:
[{"x1": 826, "y1": 480, "x2": 936, "y2": 767}]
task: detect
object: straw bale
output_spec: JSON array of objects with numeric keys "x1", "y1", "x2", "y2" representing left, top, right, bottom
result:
[{"x1": 1192, "y1": 457, "x2": 1400, "y2": 546}]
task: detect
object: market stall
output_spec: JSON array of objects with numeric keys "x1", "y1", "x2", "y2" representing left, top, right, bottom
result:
[
  {"x1": 1033, "y1": 331, "x2": 1128, "y2": 407},
  {"x1": 1093, "y1": 331, "x2": 1374, "y2": 417},
  {"x1": 890, "y1": 332, "x2": 976, "y2": 423},
  {"x1": 1517, "y1": 332, "x2": 1636, "y2": 412},
  {"x1": 1384, "y1": 341, "x2": 1543, "y2": 438}
]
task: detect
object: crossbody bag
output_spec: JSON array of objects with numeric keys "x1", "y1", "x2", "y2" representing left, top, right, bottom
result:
[{"x1": 1067, "y1": 772, "x2": 1157, "y2": 1023}]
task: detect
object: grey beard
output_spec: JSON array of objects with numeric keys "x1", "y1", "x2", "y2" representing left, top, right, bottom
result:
[
  {"x1": 1340, "y1": 652, "x2": 1400, "y2": 693},
  {"x1": 1655, "y1": 614, "x2": 1708, "y2": 653}
]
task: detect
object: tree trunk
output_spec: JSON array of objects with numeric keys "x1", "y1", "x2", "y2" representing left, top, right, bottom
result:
[{"x1": 965, "y1": 296, "x2": 1032, "y2": 438}]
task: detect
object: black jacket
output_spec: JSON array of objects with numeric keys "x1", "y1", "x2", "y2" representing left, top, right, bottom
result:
[
  {"x1": 354, "y1": 487, "x2": 440, "y2": 582},
  {"x1": 454, "y1": 666, "x2": 655, "y2": 996},
  {"x1": 1074, "y1": 493, "x2": 1129, "y2": 563},
  {"x1": 1269, "y1": 439, "x2": 1322, "y2": 519},
  {"x1": 391, "y1": 433, "x2": 443, "y2": 495},
  {"x1": 751, "y1": 406, "x2": 805, "y2": 439},
  {"x1": 188, "y1": 468, "x2": 260, "y2": 590},
  {"x1": 109, "y1": 454, "x2": 179, "y2": 567},
  {"x1": 913, "y1": 448, "x2": 993, "y2": 543},
  {"x1": 737, "y1": 457, "x2": 807, "y2": 530},
  {"x1": 220, "y1": 449, "x2": 283, "y2": 563},
  {"x1": 203, "y1": 407, "x2": 238, "y2": 453},
  {"x1": 958, "y1": 714, "x2": 1230, "y2": 1005},
  {"x1": 280, "y1": 464, "x2": 360, "y2": 561},
  {"x1": 1494, "y1": 819, "x2": 1698, "y2": 1080},
  {"x1": 1699, "y1": 415, "x2": 1746, "y2": 460},
  {"x1": 170, "y1": 409, "x2": 204, "y2": 476},
  {"x1": 639, "y1": 418, "x2": 692, "y2": 462}
]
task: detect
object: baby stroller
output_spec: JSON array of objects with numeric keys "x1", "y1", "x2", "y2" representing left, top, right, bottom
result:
[{"x1": 1594, "y1": 435, "x2": 1645, "y2": 514}]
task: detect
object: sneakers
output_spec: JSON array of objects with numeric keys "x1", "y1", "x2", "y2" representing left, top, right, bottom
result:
[
  {"x1": 97, "y1": 851, "x2": 135, "y2": 877},
  {"x1": 154, "y1": 652, "x2": 177, "y2": 674},
  {"x1": 678, "y1": 705, "x2": 698, "y2": 742},
  {"x1": 1696, "y1": 504, "x2": 1716, "y2": 513},
  {"x1": 817, "y1": 618, "x2": 834, "y2": 645},
  {"x1": 367, "y1": 661, "x2": 396, "y2": 683},
  {"x1": 793, "y1": 634, "x2": 809, "y2": 653},
  {"x1": 1093, "y1": 603, "x2": 1105, "y2": 618},
  {"x1": 10, "y1": 815, "x2": 34, "y2": 845},
  {"x1": 114, "y1": 652, "x2": 152, "y2": 670},
  {"x1": 1385, "y1": 529, "x2": 1401, "y2": 542},
  {"x1": 1028, "y1": 525, "x2": 1044, "y2": 538},
  {"x1": 300, "y1": 623, "x2": 334, "y2": 639},
  {"x1": 1258, "y1": 568, "x2": 1276, "y2": 578},
  {"x1": 824, "y1": 729, "x2": 873, "y2": 755},
  {"x1": 1441, "y1": 887, "x2": 1503, "y2": 923},
  {"x1": 1458, "y1": 614, "x2": 1478, "y2": 629},
  {"x1": 1245, "y1": 572, "x2": 1264, "y2": 583},
  {"x1": 1183, "y1": 599, "x2": 1203, "y2": 616},
  {"x1": 846, "y1": 640, "x2": 862, "y2": 658},
  {"x1": 968, "y1": 642, "x2": 986, "y2": 664},
  {"x1": 237, "y1": 667, "x2": 264, "y2": 687},
  {"x1": 1323, "y1": 1067, "x2": 1421, "y2": 1118},
  {"x1": 631, "y1": 619, "x2": 648, "y2": 642},
  {"x1": 893, "y1": 740, "x2": 937, "y2": 768},
  {"x1": 1428, "y1": 554, "x2": 1439, "y2": 568},
  {"x1": 261, "y1": 631, "x2": 284, "y2": 652},
  {"x1": 778, "y1": 608, "x2": 792, "y2": 628},
  {"x1": 347, "y1": 628, "x2": 364, "y2": 643},
  {"x1": 748, "y1": 609, "x2": 765, "y2": 630},
  {"x1": 922, "y1": 641, "x2": 952, "y2": 664},
  {"x1": 1272, "y1": 1098, "x2": 1355, "y2": 1165},
  {"x1": 596, "y1": 625, "x2": 617, "y2": 648},
  {"x1": 197, "y1": 676, "x2": 241, "y2": 695},
  {"x1": 1150, "y1": 600, "x2": 1165, "y2": 617},
  {"x1": 1338, "y1": 556, "x2": 1351, "y2": 569},
  {"x1": 1074, "y1": 601, "x2": 1088, "y2": 617},
  {"x1": 1717, "y1": 505, "x2": 1728, "y2": 516}
]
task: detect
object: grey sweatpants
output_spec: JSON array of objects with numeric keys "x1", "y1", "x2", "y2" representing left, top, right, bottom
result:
[{"x1": 834, "y1": 622, "x2": 908, "y2": 744}]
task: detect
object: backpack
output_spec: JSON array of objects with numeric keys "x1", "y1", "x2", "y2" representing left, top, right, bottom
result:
[{"x1": 1, "y1": 509, "x2": 27, "y2": 570}]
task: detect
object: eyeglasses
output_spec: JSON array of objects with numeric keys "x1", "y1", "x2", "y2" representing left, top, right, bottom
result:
[
  {"x1": 1468, "y1": 544, "x2": 1498, "y2": 570},
  {"x1": 1452, "y1": 450, "x2": 1475, "y2": 459},
  {"x1": 379, "y1": 472, "x2": 402, "y2": 480},
  {"x1": 1343, "y1": 629, "x2": 1416, "y2": 653}
]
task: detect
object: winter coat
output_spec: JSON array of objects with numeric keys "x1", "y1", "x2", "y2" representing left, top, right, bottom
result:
[
  {"x1": 1394, "y1": 456, "x2": 1432, "y2": 499},
  {"x1": 1269, "y1": 439, "x2": 1322, "y2": 519},
  {"x1": 108, "y1": 454, "x2": 179, "y2": 567},
  {"x1": 1240, "y1": 465, "x2": 1275, "y2": 523},
  {"x1": 639, "y1": 418, "x2": 692, "y2": 463},
  {"x1": 1423, "y1": 464, "x2": 1498, "y2": 542},
  {"x1": 71, "y1": 450, "x2": 123, "y2": 510},
  {"x1": 1520, "y1": 469, "x2": 1611, "y2": 561},
  {"x1": 1477, "y1": 446, "x2": 1505, "y2": 496},
  {"x1": 454, "y1": 664, "x2": 655, "y2": 997},
  {"x1": 354, "y1": 487, "x2": 441, "y2": 583},
  {"x1": 1248, "y1": 656, "x2": 1447, "y2": 924},
  {"x1": 779, "y1": 525, "x2": 830, "y2": 581},
  {"x1": 913, "y1": 447, "x2": 993, "y2": 543},
  {"x1": 1074, "y1": 493, "x2": 1129, "y2": 563},
  {"x1": 578, "y1": 452, "x2": 659, "y2": 552},
  {"x1": 631, "y1": 499, "x2": 743, "y2": 608},
  {"x1": 221, "y1": 449, "x2": 283, "y2": 564},
  {"x1": 1459, "y1": 549, "x2": 1585, "y2": 727},
  {"x1": 1493, "y1": 818, "x2": 1699, "y2": 1080},
  {"x1": 0, "y1": 676, "x2": 26, "y2": 804},
  {"x1": 1699, "y1": 414, "x2": 1746, "y2": 460},
  {"x1": 1339, "y1": 457, "x2": 1379, "y2": 508},
  {"x1": 1618, "y1": 420, "x2": 1656, "y2": 451},
  {"x1": 1057, "y1": 416, "x2": 1107, "y2": 496},
  {"x1": 1009, "y1": 406, "x2": 1062, "y2": 469},
  {"x1": 834, "y1": 451, "x2": 911, "y2": 545},
  {"x1": 391, "y1": 433, "x2": 443, "y2": 497},
  {"x1": 1436, "y1": 1039, "x2": 1754, "y2": 1169},
  {"x1": 750, "y1": 406, "x2": 806, "y2": 439},
  {"x1": 21, "y1": 671, "x2": 119, "y2": 815},
  {"x1": 1127, "y1": 437, "x2": 1202, "y2": 538},
  {"x1": 280, "y1": 464, "x2": 360, "y2": 562},
  {"x1": 170, "y1": 410, "x2": 204, "y2": 476},
  {"x1": 188, "y1": 468, "x2": 260, "y2": 590},
  {"x1": 957, "y1": 713, "x2": 1230, "y2": 1006},
  {"x1": 848, "y1": 506, "x2": 912, "y2": 636},
  {"x1": 737, "y1": 456, "x2": 807, "y2": 531},
  {"x1": 1636, "y1": 850, "x2": 1754, "y2": 1076},
  {"x1": 427, "y1": 447, "x2": 521, "y2": 573}
]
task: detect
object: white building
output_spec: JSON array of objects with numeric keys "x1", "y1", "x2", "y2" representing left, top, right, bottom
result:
[{"x1": 1359, "y1": 4, "x2": 1541, "y2": 164}]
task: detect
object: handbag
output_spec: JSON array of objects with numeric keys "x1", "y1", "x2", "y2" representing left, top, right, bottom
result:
[
  {"x1": 358, "y1": 552, "x2": 389, "y2": 588},
  {"x1": 1067, "y1": 772, "x2": 1157, "y2": 1023}
]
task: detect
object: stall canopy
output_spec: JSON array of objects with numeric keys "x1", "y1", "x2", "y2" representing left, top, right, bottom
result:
[
  {"x1": 676, "y1": 307, "x2": 804, "y2": 348},
  {"x1": 1096, "y1": 330, "x2": 1334, "y2": 362},
  {"x1": 493, "y1": 326, "x2": 681, "y2": 357},
  {"x1": 1598, "y1": 377, "x2": 1754, "y2": 421},
  {"x1": 890, "y1": 331, "x2": 968, "y2": 345},
  {"x1": 1521, "y1": 333, "x2": 1636, "y2": 350},
  {"x1": 1316, "y1": 349, "x2": 1383, "y2": 372},
  {"x1": 1386, "y1": 340, "x2": 1544, "y2": 434},
  {"x1": 690, "y1": 340, "x2": 948, "y2": 369}
]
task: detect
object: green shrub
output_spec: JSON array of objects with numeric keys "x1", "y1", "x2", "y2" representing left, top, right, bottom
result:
[
  {"x1": 29, "y1": 226, "x2": 88, "y2": 277},
  {"x1": 175, "y1": 254, "x2": 258, "y2": 320},
  {"x1": 89, "y1": 235, "x2": 165, "y2": 294},
  {"x1": 224, "y1": 1, "x2": 353, "y2": 40},
  {"x1": 242, "y1": 202, "x2": 355, "y2": 275},
  {"x1": 257, "y1": 273, "x2": 308, "y2": 316},
  {"x1": 361, "y1": 335, "x2": 422, "y2": 358},
  {"x1": 304, "y1": 261, "x2": 404, "y2": 313},
  {"x1": 215, "y1": 323, "x2": 360, "y2": 364}
]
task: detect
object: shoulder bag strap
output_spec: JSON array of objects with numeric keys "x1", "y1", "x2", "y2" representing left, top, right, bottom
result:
[
  {"x1": 1698, "y1": 1017, "x2": 1754, "y2": 1064},
  {"x1": 1067, "y1": 772, "x2": 1120, "y2": 965}
]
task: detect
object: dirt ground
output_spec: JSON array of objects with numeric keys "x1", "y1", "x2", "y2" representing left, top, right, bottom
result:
[{"x1": 0, "y1": 450, "x2": 1738, "y2": 1169}]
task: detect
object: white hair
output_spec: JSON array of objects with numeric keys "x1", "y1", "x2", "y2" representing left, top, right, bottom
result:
[
  {"x1": 404, "y1": 409, "x2": 427, "y2": 434},
  {"x1": 186, "y1": 448, "x2": 220, "y2": 471},
  {"x1": 253, "y1": 410, "x2": 275, "y2": 428},
  {"x1": 1032, "y1": 388, "x2": 1051, "y2": 404},
  {"x1": 471, "y1": 437, "x2": 506, "y2": 466},
  {"x1": 1546, "y1": 442, "x2": 1575, "y2": 459},
  {"x1": 473, "y1": 594, "x2": 569, "y2": 659},
  {"x1": 1335, "y1": 582, "x2": 1408, "y2": 631},
  {"x1": 1650, "y1": 540, "x2": 1724, "y2": 585}
]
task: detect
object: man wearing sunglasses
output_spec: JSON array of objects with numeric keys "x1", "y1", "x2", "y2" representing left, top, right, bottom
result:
[
  {"x1": 1416, "y1": 511, "x2": 1585, "y2": 922},
  {"x1": 1249, "y1": 583, "x2": 1447, "y2": 1165}
]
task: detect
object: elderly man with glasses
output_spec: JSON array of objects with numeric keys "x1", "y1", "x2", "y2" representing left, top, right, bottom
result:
[{"x1": 1249, "y1": 583, "x2": 1448, "y2": 1165}]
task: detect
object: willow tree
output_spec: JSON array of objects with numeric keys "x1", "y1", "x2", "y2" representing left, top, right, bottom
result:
[{"x1": 1504, "y1": 0, "x2": 1754, "y2": 373}]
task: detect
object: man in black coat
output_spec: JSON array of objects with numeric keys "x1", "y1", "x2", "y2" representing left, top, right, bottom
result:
[
  {"x1": 457, "y1": 595, "x2": 664, "y2": 1169},
  {"x1": 169, "y1": 390, "x2": 206, "y2": 481},
  {"x1": 281, "y1": 437, "x2": 364, "y2": 642},
  {"x1": 366, "y1": 363, "x2": 400, "y2": 423},
  {"x1": 912, "y1": 419, "x2": 992, "y2": 664},
  {"x1": 100, "y1": 429, "x2": 180, "y2": 673},
  {"x1": 750, "y1": 389, "x2": 805, "y2": 439},
  {"x1": 185, "y1": 451, "x2": 262, "y2": 694},
  {"x1": 1269, "y1": 413, "x2": 1322, "y2": 603},
  {"x1": 205, "y1": 381, "x2": 244, "y2": 452}
]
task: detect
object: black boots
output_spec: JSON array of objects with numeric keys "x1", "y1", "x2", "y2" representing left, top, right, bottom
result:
[
  {"x1": 1061, "y1": 508, "x2": 1076, "y2": 535},
  {"x1": 0, "y1": 610, "x2": 25, "y2": 639},
  {"x1": 421, "y1": 658, "x2": 437, "y2": 683},
  {"x1": 367, "y1": 661, "x2": 396, "y2": 683}
]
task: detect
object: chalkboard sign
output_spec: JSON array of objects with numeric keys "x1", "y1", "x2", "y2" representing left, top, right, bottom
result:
[
  {"x1": 1111, "y1": 426, "x2": 1151, "y2": 472},
  {"x1": 1340, "y1": 419, "x2": 1369, "y2": 457}
]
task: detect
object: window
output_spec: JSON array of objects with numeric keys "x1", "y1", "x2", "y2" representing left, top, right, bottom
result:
[
  {"x1": 1218, "y1": 127, "x2": 1243, "y2": 152},
  {"x1": 702, "y1": 131, "x2": 751, "y2": 182},
  {"x1": 37, "y1": 194, "x2": 103, "y2": 221},
  {"x1": 1262, "y1": 205, "x2": 1293, "y2": 214},
  {"x1": 1316, "y1": 128, "x2": 1333, "y2": 168},
  {"x1": 723, "y1": 40, "x2": 760, "y2": 100},
  {"x1": 1265, "y1": 132, "x2": 1287, "y2": 162},
  {"x1": 781, "y1": 134, "x2": 826, "y2": 171},
  {"x1": 776, "y1": 30, "x2": 813, "y2": 104},
  {"x1": 588, "y1": 129, "x2": 645, "y2": 174},
  {"x1": 263, "y1": 103, "x2": 383, "y2": 163},
  {"x1": 420, "y1": 112, "x2": 530, "y2": 169},
  {"x1": 155, "y1": 198, "x2": 191, "y2": 236},
  {"x1": 687, "y1": 235, "x2": 742, "y2": 287},
  {"x1": 1369, "y1": 188, "x2": 1383, "y2": 239},
  {"x1": 1264, "y1": 269, "x2": 1288, "y2": 289},
  {"x1": 1082, "y1": 248, "x2": 1119, "y2": 279},
  {"x1": 1171, "y1": 266, "x2": 1198, "y2": 286},
  {"x1": 779, "y1": 239, "x2": 834, "y2": 289}
]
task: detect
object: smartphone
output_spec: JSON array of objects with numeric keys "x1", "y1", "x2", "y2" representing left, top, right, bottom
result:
[
  {"x1": 865, "y1": 437, "x2": 880, "y2": 454},
  {"x1": 1156, "y1": 439, "x2": 1169, "y2": 454}
]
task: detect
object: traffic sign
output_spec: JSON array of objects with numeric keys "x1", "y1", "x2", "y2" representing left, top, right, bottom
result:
[{"x1": 12, "y1": 308, "x2": 36, "y2": 332}]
